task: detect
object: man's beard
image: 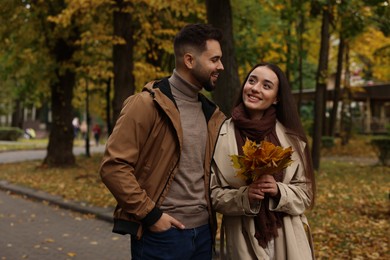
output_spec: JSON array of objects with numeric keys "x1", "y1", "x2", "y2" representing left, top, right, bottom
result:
[
  {"x1": 203, "y1": 80, "x2": 215, "y2": 92},
  {"x1": 193, "y1": 67, "x2": 217, "y2": 92}
]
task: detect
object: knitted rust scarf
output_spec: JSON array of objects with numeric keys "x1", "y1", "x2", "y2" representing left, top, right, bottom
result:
[{"x1": 231, "y1": 103, "x2": 284, "y2": 248}]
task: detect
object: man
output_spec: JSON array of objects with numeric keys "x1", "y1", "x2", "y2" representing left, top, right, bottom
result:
[{"x1": 100, "y1": 23, "x2": 226, "y2": 259}]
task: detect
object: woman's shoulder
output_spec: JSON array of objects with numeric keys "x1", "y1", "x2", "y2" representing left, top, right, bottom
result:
[
  {"x1": 276, "y1": 121, "x2": 306, "y2": 148},
  {"x1": 219, "y1": 117, "x2": 234, "y2": 135},
  {"x1": 215, "y1": 118, "x2": 237, "y2": 155}
]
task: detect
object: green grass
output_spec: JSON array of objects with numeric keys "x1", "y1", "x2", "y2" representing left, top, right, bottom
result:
[
  {"x1": 0, "y1": 138, "x2": 49, "y2": 151},
  {"x1": 0, "y1": 138, "x2": 91, "y2": 152}
]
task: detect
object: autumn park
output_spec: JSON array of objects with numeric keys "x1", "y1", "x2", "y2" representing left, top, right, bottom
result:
[{"x1": 0, "y1": 0, "x2": 389, "y2": 259}]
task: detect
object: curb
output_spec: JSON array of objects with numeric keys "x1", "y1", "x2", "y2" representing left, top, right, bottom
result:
[
  {"x1": 0, "y1": 180, "x2": 222, "y2": 258},
  {"x1": 0, "y1": 180, "x2": 114, "y2": 223}
]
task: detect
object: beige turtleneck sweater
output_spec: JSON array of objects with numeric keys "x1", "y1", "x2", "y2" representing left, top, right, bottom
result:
[{"x1": 160, "y1": 70, "x2": 209, "y2": 228}]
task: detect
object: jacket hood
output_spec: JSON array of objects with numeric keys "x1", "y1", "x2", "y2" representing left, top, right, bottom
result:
[{"x1": 143, "y1": 77, "x2": 220, "y2": 123}]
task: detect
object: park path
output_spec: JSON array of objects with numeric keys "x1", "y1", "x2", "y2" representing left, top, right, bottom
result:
[
  {"x1": 0, "y1": 189, "x2": 130, "y2": 260},
  {"x1": 0, "y1": 144, "x2": 133, "y2": 260}
]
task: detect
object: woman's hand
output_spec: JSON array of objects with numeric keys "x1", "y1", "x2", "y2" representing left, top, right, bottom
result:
[
  {"x1": 257, "y1": 174, "x2": 279, "y2": 197},
  {"x1": 248, "y1": 180, "x2": 265, "y2": 204}
]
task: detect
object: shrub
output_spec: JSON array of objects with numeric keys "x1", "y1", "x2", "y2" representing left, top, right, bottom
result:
[
  {"x1": 371, "y1": 136, "x2": 390, "y2": 166},
  {"x1": 322, "y1": 136, "x2": 335, "y2": 148},
  {"x1": 0, "y1": 127, "x2": 24, "y2": 141}
]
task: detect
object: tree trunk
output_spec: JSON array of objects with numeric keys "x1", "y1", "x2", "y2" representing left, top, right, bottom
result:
[
  {"x1": 285, "y1": 26, "x2": 292, "y2": 84},
  {"x1": 311, "y1": 6, "x2": 331, "y2": 171},
  {"x1": 206, "y1": 0, "x2": 240, "y2": 115},
  {"x1": 11, "y1": 98, "x2": 24, "y2": 129},
  {"x1": 329, "y1": 32, "x2": 344, "y2": 137},
  {"x1": 297, "y1": 2, "x2": 305, "y2": 114},
  {"x1": 84, "y1": 79, "x2": 90, "y2": 157},
  {"x1": 112, "y1": 0, "x2": 135, "y2": 126},
  {"x1": 105, "y1": 78, "x2": 113, "y2": 135},
  {"x1": 44, "y1": 37, "x2": 76, "y2": 167},
  {"x1": 340, "y1": 42, "x2": 352, "y2": 145}
]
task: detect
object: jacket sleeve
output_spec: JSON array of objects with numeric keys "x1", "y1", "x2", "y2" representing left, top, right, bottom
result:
[
  {"x1": 99, "y1": 93, "x2": 162, "y2": 225},
  {"x1": 210, "y1": 161, "x2": 261, "y2": 216},
  {"x1": 269, "y1": 143, "x2": 312, "y2": 216}
]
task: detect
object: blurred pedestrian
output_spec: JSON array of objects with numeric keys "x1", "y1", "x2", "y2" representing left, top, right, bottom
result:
[
  {"x1": 80, "y1": 121, "x2": 87, "y2": 139},
  {"x1": 92, "y1": 124, "x2": 101, "y2": 146},
  {"x1": 72, "y1": 117, "x2": 80, "y2": 138}
]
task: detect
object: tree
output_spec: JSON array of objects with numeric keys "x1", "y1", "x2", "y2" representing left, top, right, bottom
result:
[
  {"x1": 2, "y1": 0, "x2": 387, "y2": 170},
  {"x1": 329, "y1": 30, "x2": 344, "y2": 137},
  {"x1": 111, "y1": 0, "x2": 205, "y2": 126},
  {"x1": 44, "y1": 35, "x2": 77, "y2": 166},
  {"x1": 111, "y1": 0, "x2": 135, "y2": 126},
  {"x1": 31, "y1": 0, "x2": 80, "y2": 167},
  {"x1": 311, "y1": 0, "x2": 332, "y2": 170},
  {"x1": 296, "y1": 0, "x2": 307, "y2": 112},
  {"x1": 0, "y1": 1, "x2": 51, "y2": 129},
  {"x1": 206, "y1": 0, "x2": 240, "y2": 115},
  {"x1": 328, "y1": 0, "x2": 386, "y2": 137},
  {"x1": 339, "y1": 41, "x2": 352, "y2": 145}
]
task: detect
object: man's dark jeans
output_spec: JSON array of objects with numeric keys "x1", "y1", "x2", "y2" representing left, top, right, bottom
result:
[{"x1": 131, "y1": 224, "x2": 212, "y2": 260}]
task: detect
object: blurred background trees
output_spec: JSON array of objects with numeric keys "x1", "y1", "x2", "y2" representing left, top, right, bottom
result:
[{"x1": 0, "y1": 0, "x2": 389, "y2": 168}]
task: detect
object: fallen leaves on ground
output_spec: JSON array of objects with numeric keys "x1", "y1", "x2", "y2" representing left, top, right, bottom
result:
[
  {"x1": 306, "y1": 160, "x2": 389, "y2": 259},
  {"x1": 0, "y1": 154, "x2": 116, "y2": 208},
  {"x1": 0, "y1": 139, "x2": 388, "y2": 259}
]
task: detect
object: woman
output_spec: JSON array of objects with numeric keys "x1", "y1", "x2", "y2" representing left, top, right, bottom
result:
[{"x1": 211, "y1": 62, "x2": 316, "y2": 259}]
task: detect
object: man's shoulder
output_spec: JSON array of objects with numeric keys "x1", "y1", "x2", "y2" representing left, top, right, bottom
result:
[{"x1": 142, "y1": 77, "x2": 173, "y2": 100}]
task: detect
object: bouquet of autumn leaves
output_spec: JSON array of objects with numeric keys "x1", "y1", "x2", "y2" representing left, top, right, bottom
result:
[{"x1": 230, "y1": 138, "x2": 294, "y2": 182}]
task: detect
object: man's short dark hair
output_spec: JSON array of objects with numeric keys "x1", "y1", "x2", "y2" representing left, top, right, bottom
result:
[{"x1": 173, "y1": 23, "x2": 223, "y2": 57}]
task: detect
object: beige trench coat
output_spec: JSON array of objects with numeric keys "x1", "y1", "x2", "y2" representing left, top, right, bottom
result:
[{"x1": 211, "y1": 119, "x2": 315, "y2": 260}]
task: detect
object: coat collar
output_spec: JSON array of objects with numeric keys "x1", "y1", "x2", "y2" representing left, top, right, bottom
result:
[{"x1": 143, "y1": 77, "x2": 220, "y2": 123}]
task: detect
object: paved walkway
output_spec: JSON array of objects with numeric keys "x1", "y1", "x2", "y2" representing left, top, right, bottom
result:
[
  {"x1": 0, "y1": 190, "x2": 130, "y2": 260},
  {"x1": 0, "y1": 146, "x2": 132, "y2": 260}
]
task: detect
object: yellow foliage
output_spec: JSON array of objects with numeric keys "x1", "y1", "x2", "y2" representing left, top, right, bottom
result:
[
  {"x1": 230, "y1": 138, "x2": 294, "y2": 182},
  {"x1": 351, "y1": 28, "x2": 390, "y2": 81},
  {"x1": 133, "y1": 62, "x2": 169, "y2": 92}
]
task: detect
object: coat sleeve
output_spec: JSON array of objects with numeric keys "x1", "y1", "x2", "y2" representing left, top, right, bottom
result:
[
  {"x1": 269, "y1": 141, "x2": 312, "y2": 216},
  {"x1": 210, "y1": 120, "x2": 261, "y2": 216},
  {"x1": 210, "y1": 161, "x2": 261, "y2": 216},
  {"x1": 99, "y1": 92, "x2": 161, "y2": 225}
]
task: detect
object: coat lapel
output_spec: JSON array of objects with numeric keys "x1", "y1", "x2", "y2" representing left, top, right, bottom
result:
[
  {"x1": 214, "y1": 119, "x2": 247, "y2": 188},
  {"x1": 275, "y1": 122, "x2": 302, "y2": 184}
]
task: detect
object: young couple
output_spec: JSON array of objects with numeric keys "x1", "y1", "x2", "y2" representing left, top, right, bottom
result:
[{"x1": 100, "y1": 23, "x2": 316, "y2": 260}]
